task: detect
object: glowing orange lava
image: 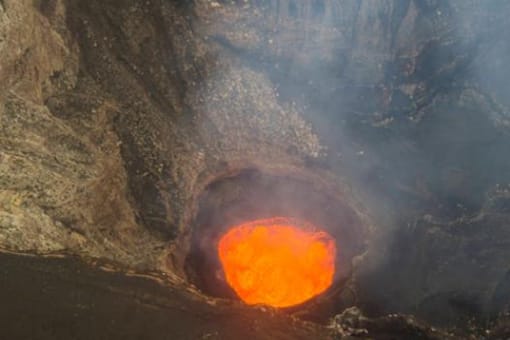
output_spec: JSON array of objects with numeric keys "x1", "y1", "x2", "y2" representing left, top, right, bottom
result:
[{"x1": 218, "y1": 217, "x2": 336, "y2": 308}]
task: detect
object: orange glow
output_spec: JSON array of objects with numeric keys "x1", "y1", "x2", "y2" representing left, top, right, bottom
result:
[{"x1": 218, "y1": 217, "x2": 336, "y2": 308}]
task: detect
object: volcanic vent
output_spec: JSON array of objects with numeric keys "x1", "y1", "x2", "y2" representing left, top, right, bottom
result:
[{"x1": 184, "y1": 168, "x2": 368, "y2": 318}]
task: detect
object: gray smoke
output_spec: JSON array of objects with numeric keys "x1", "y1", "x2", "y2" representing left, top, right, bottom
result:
[{"x1": 194, "y1": 0, "x2": 510, "y2": 328}]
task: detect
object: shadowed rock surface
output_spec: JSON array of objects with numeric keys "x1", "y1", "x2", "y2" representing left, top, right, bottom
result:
[
  {"x1": 2, "y1": 0, "x2": 510, "y2": 338},
  {"x1": 0, "y1": 252, "x2": 465, "y2": 340}
]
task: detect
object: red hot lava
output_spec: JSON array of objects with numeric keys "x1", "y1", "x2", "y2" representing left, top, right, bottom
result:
[{"x1": 218, "y1": 217, "x2": 336, "y2": 308}]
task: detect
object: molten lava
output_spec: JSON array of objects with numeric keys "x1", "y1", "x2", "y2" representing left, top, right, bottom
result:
[{"x1": 218, "y1": 217, "x2": 336, "y2": 308}]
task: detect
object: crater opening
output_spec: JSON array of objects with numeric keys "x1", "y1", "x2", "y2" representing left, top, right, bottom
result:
[{"x1": 185, "y1": 168, "x2": 367, "y2": 320}]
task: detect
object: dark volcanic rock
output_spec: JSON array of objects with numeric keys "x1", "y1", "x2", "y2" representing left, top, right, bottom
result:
[{"x1": 0, "y1": 251, "x2": 465, "y2": 340}]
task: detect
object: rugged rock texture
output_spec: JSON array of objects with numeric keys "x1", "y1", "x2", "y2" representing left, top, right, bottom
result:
[
  {"x1": 0, "y1": 0, "x2": 164, "y2": 266},
  {"x1": 1, "y1": 0, "x2": 327, "y2": 269},
  {"x1": 2, "y1": 0, "x2": 510, "y2": 337}
]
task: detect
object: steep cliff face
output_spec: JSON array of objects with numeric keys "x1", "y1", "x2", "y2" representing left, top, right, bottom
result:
[
  {"x1": 2, "y1": 0, "x2": 510, "y2": 336},
  {"x1": 0, "y1": 0, "x2": 169, "y2": 266}
]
